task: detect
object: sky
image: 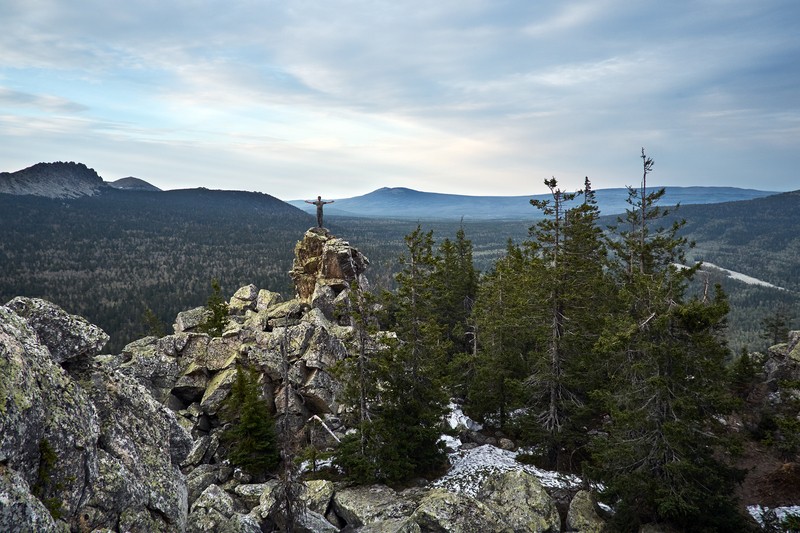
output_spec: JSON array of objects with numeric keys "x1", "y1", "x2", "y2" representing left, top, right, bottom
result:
[{"x1": 1, "y1": 1, "x2": 798, "y2": 201}]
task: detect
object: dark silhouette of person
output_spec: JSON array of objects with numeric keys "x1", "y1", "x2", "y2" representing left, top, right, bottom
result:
[{"x1": 305, "y1": 195, "x2": 334, "y2": 228}]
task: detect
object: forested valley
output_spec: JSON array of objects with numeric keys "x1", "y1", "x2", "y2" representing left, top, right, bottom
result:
[{"x1": 1, "y1": 178, "x2": 797, "y2": 354}]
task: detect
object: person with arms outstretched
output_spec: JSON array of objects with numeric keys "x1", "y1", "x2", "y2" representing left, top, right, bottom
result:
[{"x1": 306, "y1": 195, "x2": 334, "y2": 228}]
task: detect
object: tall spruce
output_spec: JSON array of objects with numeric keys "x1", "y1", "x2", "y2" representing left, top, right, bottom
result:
[
  {"x1": 335, "y1": 226, "x2": 449, "y2": 484},
  {"x1": 466, "y1": 241, "x2": 544, "y2": 429},
  {"x1": 432, "y1": 225, "x2": 478, "y2": 360},
  {"x1": 591, "y1": 150, "x2": 746, "y2": 531},
  {"x1": 523, "y1": 177, "x2": 609, "y2": 468}
]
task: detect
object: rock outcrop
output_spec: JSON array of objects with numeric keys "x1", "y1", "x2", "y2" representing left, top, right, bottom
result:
[
  {"x1": 1, "y1": 227, "x2": 607, "y2": 531},
  {"x1": 290, "y1": 227, "x2": 369, "y2": 311},
  {"x1": 1, "y1": 300, "x2": 191, "y2": 531}
]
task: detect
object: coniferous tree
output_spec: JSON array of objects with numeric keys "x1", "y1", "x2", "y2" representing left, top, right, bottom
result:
[
  {"x1": 432, "y1": 225, "x2": 478, "y2": 359},
  {"x1": 520, "y1": 177, "x2": 611, "y2": 468},
  {"x1": 466, "y1": 241, "x2": 544, "y2": 429},
  {"x1": 198, "y1": 278, "x2": 229, "y2": 337},
  {"x1": 221, "y1": 366, "x2": 280, "y2": 480},
  {"x1": 760, "y1": 307, "x2": 793, "y2": 347},
  {"x1": 590, "y1": 150, "x2": 746, "y2": 531},
  {"x1": 335, "y1": 226, "x2": 449, "y2": 484}
]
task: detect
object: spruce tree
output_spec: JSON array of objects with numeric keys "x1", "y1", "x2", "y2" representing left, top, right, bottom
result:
[
  {"x1": 335, "y1": 226, "x2": 449, "y2": 484},
  {"x1": 432, "y1": 226, "x2": 478, "y2": 359},
  {"x1": 221, "y1": 366, "x2": 280, "y2": 480},
  {"x1": 466, "y1": 241, "x2": 544, "y2": 429},
  {"x1": 198, "y1": 278, "x2": 229, "y2": 337},
  {"x1": 590, "y1": 150, "x2": 746, "y2": 531},
  {"x1": 520, "y1": 177, "x2": 610, "y2": 468}
]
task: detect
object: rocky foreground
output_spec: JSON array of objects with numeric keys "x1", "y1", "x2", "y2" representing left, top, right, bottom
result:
[{"x1": 2, "y1": 227, "x2": 798, "y2": 532}]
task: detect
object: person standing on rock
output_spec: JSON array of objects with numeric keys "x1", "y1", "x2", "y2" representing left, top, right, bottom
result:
[{"x1": 306, "y1": 195, "x2": 334, "y2": 228}]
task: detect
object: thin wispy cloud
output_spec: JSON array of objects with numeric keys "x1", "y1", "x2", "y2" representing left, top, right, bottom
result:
[{"x1": 1, "y1": 0, "x2": 798, "y2": 198}]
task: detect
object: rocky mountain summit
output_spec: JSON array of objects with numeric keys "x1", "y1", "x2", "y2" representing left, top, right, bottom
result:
[
  {"x1": 0, "y1": 227, "x2": 590, "y2": 532},
  {"x1": 0, "y1": 162, "x2": 107, "y2": 199},
  {"x1": 9, "y1": 226, "x2": 796, "y2": 531}
]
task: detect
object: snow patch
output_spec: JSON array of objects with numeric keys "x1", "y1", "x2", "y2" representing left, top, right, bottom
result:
[
  {"x1": 433, "y1": 444, "x2": 582, "y2": 497},
  {"x1": 446, "y1": 402, "x2": 483, "y2": 432},
  {"x1": 674, "y1": 261, "x2": 786, "y2": 290},
  {"x1": 747, "y1": 505, "x2": 800, "y2": 527}
]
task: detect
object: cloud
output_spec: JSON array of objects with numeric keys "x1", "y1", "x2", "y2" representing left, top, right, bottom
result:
[
  {"x1": 0, "y1": 0, "x2": 799, "y2": 197},
  {"x1": 0, "y1": 87, "x2": 88, "y2": 113}
]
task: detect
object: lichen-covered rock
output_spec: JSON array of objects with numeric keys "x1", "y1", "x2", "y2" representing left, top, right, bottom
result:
[
  {"x1": 173, "y1": 361, "x2": 211, "y2": 405},
  {"x1": 200, "y1": 367, "x2": 239, "y2": 415},
  {"x1": 410, "y1": 489, "x2": 508, "y2": 533},
  {"x1": 302, "y1": 326, "x2": 349, "y2": 369},
  {"x1": 83, "y1": 367, "x2": 192, "y2": 531},
  {"x1": 186, "y1": 464, "x2": 221, "y2": 506},
  {"x1": 567, "y1": 490, "x2": 605, "y2": 532},
  {"x1": 267, "y1": 299, "x2": 307, "y2": 321},
  {"x1": 358, "y1": 519, "x2": 422, "y2": 532},
  {"x1": 303, "y1": 479, "x2": 334, "y2": 516},
  {"x1": 118, "y1": 336, "x2": 181, "y2": 402},
  {"x1": 191, "y1": 483, "x2": 235, "y2": 517},
  {"x1": 0, "y1": 465, "x2": 61, "y2": 533},
  {"x1": 0, "y1": 305, "x2": 100, "y2": 525},
  {"x1": 333, "y1": 484, "x2": 418, "y2": 527},
  {"x1": 475, "y1": 469, "x2": 560, "y2": 532},
  {"x1": 174, "y1": 307, "x2": 211, "y2": 334},
  {"x1": 5, "y1": 296, "x2": 108, "y2": 363},
  {"x1": 229, "y1": 284, "x2": 259, "y2": 315},
  {"x1": 290, "y1": 227, "x2": 369, "y2": 302},
  {"x1": 205, "y1": 336, "x2": 239, "y2": 371},
  {"x1": 301, "y1": 368, "x2": 340, "y2": 414},
  {"x1": 257, "y1": 289, "x2": 283, "y2": 312}
]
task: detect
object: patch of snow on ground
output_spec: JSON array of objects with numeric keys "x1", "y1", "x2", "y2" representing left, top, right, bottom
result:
[
  {"x1": 438, "y1": 434, "x2": 461, "y2": 452},
  {"x1": 446, "y1": 402, "x2": 483, "y2": 432},
  {"x1": 701, "y1": 262, "x2": 785, "y2": 290},
  {"x1": 747, "y1": 505, "x2": 800, "y2": 526},
  {"x1": 433, "y1": 444, "x2": 582, "y2": 497}
]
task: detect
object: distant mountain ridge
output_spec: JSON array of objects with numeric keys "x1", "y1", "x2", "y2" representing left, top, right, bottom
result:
[
  {"x1": 0, "y1": 162, "x2": 107, "y2": 199},
  {"x1": 107, "y1": 176, "x2": 161, "y2": 192},
  {"x1": 290, "y1": 186, "x2": 779, "y2": 220}
]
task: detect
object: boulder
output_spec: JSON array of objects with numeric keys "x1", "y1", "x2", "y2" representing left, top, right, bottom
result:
[
  {"x1": 83, "y1": 367, "x2": 192, "y2": 531},
  {"x1": 119, "y1": 336, "x2": 181, "y2": 402},
  {"x1": 191, "y1": 483, "x2": 235, "y2": 517},
  {"x1": 301, "y1": 368, "x2": 340, "y2": 414},
  {"x1": 234, "y1": 482, "x2": 273, "y2": 509},
  {"x1": 290, "y1": 228, "x2": 369, "y2": 302},
  {"x1": 229, "y1": 285, "x2": 259, "y2": 315},
  {"x1": 200, "y1": 367, "x2": 239, "y2": 415},
  {"x1": 6, "y1": 296, "x2": 108, "y2": 363},
  {"x1": 172, "y1": 361, "x2": 211, "y2": 405},
  {"x1": 567, "y1": 490, "x2": 605, "y2": 532},
  {"x1": 187, "y1": 464, "x2": 221, "y2": 506},
  {"x1": 174, "y1": 307, "x2": 211, "y2": 334},
  {"x1": 303, "y1": 479, "x2": 334, "y2": 516},
  {"x1": 410, "y1": 489, "x2": 507, "y2": 532},
  {"x1": 301, "y1": 326, "x2": 349, "y2": 369},
  {"x1": 476, "y1": 469, "x2": 560, "y2": 532},
  {"x1": 204, "y1": 336, "x2": 239, "y2": 371},
  {"x1": 333, "y1": 484, "x2": 418, "y2": 527},
  {"x1": 257, "y1": 289, "x2": 283, "y2": 311},
  {"x1": 0, "y1": 305, "x2": 100, "y2": 525}
]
